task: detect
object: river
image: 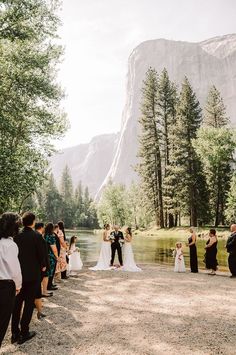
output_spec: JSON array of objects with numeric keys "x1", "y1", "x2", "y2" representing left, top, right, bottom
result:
[{"x1": 66, "y1": 229, "x2": 229, "y2": 271}]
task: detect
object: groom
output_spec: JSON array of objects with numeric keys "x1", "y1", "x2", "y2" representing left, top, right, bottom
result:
[{"x1": 110, "y1": 225, "x2": 124, "y2": 267}]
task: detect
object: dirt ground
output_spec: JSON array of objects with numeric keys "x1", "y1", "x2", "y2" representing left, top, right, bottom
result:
[{"x1": 1, "y1": 264, "x2": 236, "y2": 355}]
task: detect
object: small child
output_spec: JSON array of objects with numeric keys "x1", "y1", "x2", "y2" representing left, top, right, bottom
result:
[
  {"x1": 69, "y1": 236, "x2": 83, "y2": 275},
  {"x1": 173, "y1": 242, "x2": 186, "y2": 273}
]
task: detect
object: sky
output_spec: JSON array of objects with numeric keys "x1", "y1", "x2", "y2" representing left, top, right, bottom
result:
[{"x1": 57, "y1": 0, "x2": 236, "y2": 148}]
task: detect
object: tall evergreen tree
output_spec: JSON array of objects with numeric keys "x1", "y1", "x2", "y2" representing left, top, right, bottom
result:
[
  {"x1": 203, "y1": 86, "x2": 229, "y2": 128},
  {"x1": 169, "y1": 77, "x2": 207, "y2": 226},
  {"x1": 157, "y1": 68, "x2": 178, "y2": 227},
  {"x1": 45, "y1": 173, "x2": 62, "y2": 223},
  {"x1": 137, "y1": 67, "x2": 164, "y2": 227},
  {"x1": 60, "y1": 166, "x2": 74, "y2": 227}
]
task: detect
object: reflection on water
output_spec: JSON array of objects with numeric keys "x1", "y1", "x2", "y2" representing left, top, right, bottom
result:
[{"x1": 66, "y1": 230, "x2": 229, "y2": 271}]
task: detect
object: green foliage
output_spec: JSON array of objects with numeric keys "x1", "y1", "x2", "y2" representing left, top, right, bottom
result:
[
  {"x1": 97, "y1": 182, "x2": 131, "y2": 227},
  {"x1": 0, "y1": 0, "x2": 68, "y2": 213},
  {"x1": 194, "y1": 127, "x2": 236, "y2": 226},
  {"x1": 226, "y1": 174, "x2": 236, "y2": 224},
  {"x1": 21, "y1": 168, "x2": 99, "y2": 228}
]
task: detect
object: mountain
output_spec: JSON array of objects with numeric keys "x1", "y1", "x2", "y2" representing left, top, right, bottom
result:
[
  {"x1": 50, "y1": 133, "x2": 119, "y2": 196},
  {"x1": 51, "y1": 34, "x2": 236, "y2": 199},
  {"x1": 96, "y1": 34, "x2": 236, "y2": 197}
]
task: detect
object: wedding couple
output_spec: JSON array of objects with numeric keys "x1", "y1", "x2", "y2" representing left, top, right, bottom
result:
[{"x1": 90, "y1": 224, "x2": 141, "y2": 272}]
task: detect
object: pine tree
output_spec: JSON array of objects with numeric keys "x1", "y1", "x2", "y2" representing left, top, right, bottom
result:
[
  {"x1": 137, "y1": 67, "x2": 164, "y2": 227},
  {"x1": 45, "y1": 173, "x2": 62, "y2": 223},
  {"x1": 157, "y1": 68, "x2": 178, "y2": 227},
  {"x1": 203, "y1": 86, "x2": 229, "y2": 128},
  {"x1": 169, "y1": 77, "x2": 207, "y2": 226},
  {"x1": 60, "y1": 166, "x2": 74, "y2": 227},
  {"x1": 74, "y1": 181, "x2": 83, "y2": 225}
]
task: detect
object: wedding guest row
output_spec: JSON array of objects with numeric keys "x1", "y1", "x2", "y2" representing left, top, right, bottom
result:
[
  {"x1": 0, "y1": 212, "x2": 83, "y2": 348},
  {"x1": 173, "y1": 225, "x2": 236, "y2": 277}
]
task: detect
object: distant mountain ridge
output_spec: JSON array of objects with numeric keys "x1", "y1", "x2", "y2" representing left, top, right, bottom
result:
[
  {"x1": 50, "y1": 133, "x2": 119, "y2": 196},
  {"x1": 51, "y1": 34, "x2": 236, "y2": 198}
]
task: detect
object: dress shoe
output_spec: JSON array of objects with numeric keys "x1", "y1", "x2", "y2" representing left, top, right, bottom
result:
[
  {"x1": 48, "y1": 285, "x2": 58, "y2": 290},
  {"x1": 61, "y1": 276, "x2": 69, "y2": 279},
  {"x1": 11, "y1": 333, "x2": 19, "y2": 344},
  {"x1": 37, "y1": 312, "x2": 47, "y2": 320},
  {"x1": 18, "y1": 331, "x2": 36, "y2": 345},
  {"x1": 42, "y1": 293, "x2": 53, "y2": 297}
]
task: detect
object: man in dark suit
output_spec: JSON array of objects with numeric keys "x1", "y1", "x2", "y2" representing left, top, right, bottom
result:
[
  {"x1": 110, "y1": 225, "x2": 124, "y2": 267},
  {"x1": 11, "y1": 212, "x2": 45, "y2": 345},
  {"x1": 226, "y1": 224, "x2": 236, "y2": 278}
]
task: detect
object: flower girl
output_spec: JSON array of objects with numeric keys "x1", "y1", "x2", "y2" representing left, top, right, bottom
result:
[
  {"x1": 173, "y1": 242, "x2": 186, "y2": 273},
  {"x1": 69, "y1": 236, "x2": 83, "y2": 274}
]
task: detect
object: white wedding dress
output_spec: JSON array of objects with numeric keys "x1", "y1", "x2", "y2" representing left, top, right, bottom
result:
[
  {"x1": 89, "y1": 241, "x2": 111, "y2": 271},
  {"x1": 123, "y1": 242, "x2": 142, "y2": 272},
  {"x1": 69, "y1": 243, "x2": 83, "y2": 272}
]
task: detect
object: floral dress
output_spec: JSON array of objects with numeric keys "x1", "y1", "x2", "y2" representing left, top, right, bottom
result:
[
  {"x1": 55, "y1": 230, "x2": 67, "y2": 273},
  {"x1": 45, "y1": 233, "x2": 57, "y2": 277}
]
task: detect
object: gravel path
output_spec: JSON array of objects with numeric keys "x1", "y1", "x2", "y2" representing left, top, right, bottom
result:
[{"x1": 1, "y1": 264, "x2": 236, "y2": 355}]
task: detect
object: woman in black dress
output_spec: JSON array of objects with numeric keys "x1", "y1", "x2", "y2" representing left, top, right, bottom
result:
[
  {"x1": 187, "y1": 227, "x2": 198, "y2": 273},
  {"x1": 204, "y1": 229, "x2": 218, "y2": 275}
]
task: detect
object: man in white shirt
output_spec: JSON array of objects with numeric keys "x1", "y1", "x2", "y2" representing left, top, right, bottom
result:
[{"x1": 0, "y1": 212, "x2": 22, "y2": 348}]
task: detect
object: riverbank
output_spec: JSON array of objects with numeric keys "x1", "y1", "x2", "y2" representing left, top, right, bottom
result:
[
  {"x1": 1, "y1": 264, "x2": 236, "y2": 355},
  {"x1": 134, "y1": 226, "x2": 229, "y2": 239}
]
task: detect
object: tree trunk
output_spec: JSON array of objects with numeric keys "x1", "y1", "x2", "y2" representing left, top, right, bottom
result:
[
  {"x1": 215, "y1": 174, "x2": 221, "y2": 227},
  {"x1": 168, "y1": 213, "x2": 174, "y2": 228}
]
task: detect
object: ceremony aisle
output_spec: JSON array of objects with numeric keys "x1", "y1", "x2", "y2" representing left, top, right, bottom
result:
[{"x1": 1, "y1": 265, "x2": 236, "y2": 355}]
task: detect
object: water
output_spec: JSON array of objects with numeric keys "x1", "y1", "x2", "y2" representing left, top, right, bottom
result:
[{"x1": 66, "y1": 230, "x2": 229, "y2": 271}]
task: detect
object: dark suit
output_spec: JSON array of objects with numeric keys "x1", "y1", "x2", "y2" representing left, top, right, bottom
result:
[
  {"x1": 110, "y1": 231, "x2": 124, "y2": 266},
  {"x1": 12, "y1": 227, "x2": 45, "y2": 336},
  {"x1": 226, "y1": 232, "x2": 236, "y2": 276}
]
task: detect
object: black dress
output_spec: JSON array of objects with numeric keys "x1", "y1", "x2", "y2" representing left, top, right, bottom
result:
[
  {"x1": 188, "y1": 236, "x2": 198, "y2": 273},
  {"x1": 204, "y1": 239, "x2": 218, "y2": 271}
]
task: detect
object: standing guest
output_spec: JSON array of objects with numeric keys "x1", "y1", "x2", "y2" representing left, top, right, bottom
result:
[
  {"x1": 0, "y1": 212, "x2": 22, "y2": 348},
  {"x1": 204, "y1": 229, "x2": 218, "y2": 275},
  {"x1": 53, "y1": 224, "x2": 61, "y2": 282},
  {"x1": 55, "y1": 225, "x2": 68, "y2": 279},
  {"x1": 45, "y1": 223, "x2": 58, "y2": 291},
  {"x1": 58, "y1": 221, "x2": 69, "y2": 279},
  {"x1": 226, "y1": 224, "x2": 236, "y2": 278},
  {"x1": 187, "y1": 227, "x2": 198, "y2": 273},
  {"x1": 35, "y1": 223, "x2": 52, "y2": 298},
  {"x1": 11, "y1": 212, "x2": 45, "y2": 345}
]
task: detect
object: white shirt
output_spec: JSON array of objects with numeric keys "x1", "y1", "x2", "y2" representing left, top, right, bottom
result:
[{"x1": 0, "y1": 237, "x2": 22, "y2": 290}]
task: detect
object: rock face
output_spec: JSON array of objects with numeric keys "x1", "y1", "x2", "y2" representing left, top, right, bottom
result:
[
  {"x1": 51, "y1": 34, "x2": 236, "y2": 199},
  {"x1": 97, "y1": 34, "x2": 236, "y2": 197},
  {"x1": 50, "y1": 133, "x2": 119, "y2": 196}
]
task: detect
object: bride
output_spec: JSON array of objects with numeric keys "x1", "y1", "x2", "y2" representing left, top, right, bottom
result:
[
  {"x1": 123, "y1": 227, "x2": 142, "y2": 272},
  {"x1": 89, "y1": 224, "x2": 111, "y2": 270}
]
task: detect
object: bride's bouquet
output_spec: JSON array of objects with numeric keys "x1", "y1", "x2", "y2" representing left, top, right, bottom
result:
[
  {"x1": 119, "y1": 239, "x2": 125, "y2": 247},
  {"x1": 109, "y1": 235, "x2": 115, "y2": 242}
]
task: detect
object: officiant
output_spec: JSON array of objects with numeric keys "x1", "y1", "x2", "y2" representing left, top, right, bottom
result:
[{"x1": 110, "y1": 225, "x2": 124, "y2": 267}]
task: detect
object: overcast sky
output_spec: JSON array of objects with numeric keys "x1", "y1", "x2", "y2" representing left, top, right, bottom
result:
[{"x1": 57, "y1": 0, "x2": 236, "y2": 148}]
